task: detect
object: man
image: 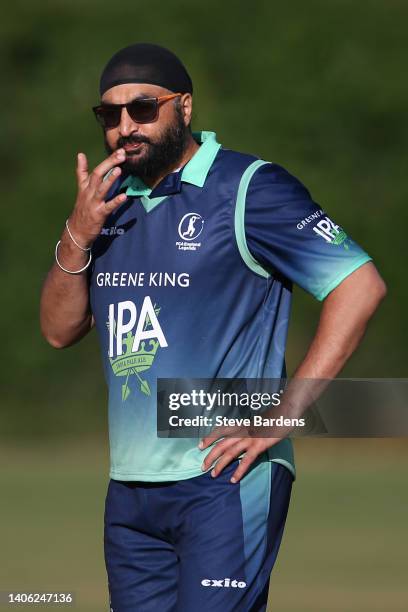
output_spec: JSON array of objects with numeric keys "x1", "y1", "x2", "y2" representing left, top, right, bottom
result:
[{"x1": 40, "y1": 43, "x2": 386, "y2": 611}]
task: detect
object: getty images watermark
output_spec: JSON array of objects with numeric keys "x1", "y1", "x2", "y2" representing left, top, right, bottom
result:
[
  {"x1": 156, "y1": 378, "x2": 408, "y2": 438},
  {"x1": 167, "y1": 388, "x2": 305, "y2": 429}
]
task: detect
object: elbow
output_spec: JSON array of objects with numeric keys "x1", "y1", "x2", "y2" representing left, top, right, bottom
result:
[
  {"x1": 373, "y1": 276, "x2": 387, "y2": 305},
  {"x1": 48, "y1": 338, "x2": 70, "y2": 350},
  {"x1": 41, "y1": 330, "x2": 71, "y2": 349},
  {"x1": 40, "y1": 320, "x2": 71, "y2": 349},
  {"x1": 362, "y1": 275, "x2": 387, "y2": 321},
  {"x1": 40, "y1": 316, "x2": 92, "y2": 349}
]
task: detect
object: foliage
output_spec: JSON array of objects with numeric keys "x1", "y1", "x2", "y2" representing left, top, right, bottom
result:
[{"x1": 1, "y1": 0, "x2": 407, "y2": 435}]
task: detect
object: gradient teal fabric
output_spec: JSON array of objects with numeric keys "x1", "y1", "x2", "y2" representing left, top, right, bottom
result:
[{"x1": 89, "y1": 131, "x2": 371, "y2": 481}]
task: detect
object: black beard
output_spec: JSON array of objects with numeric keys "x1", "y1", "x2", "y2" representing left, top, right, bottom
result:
[{"x1": 104, "y1": 106, "x2": 188, "y2": 183}]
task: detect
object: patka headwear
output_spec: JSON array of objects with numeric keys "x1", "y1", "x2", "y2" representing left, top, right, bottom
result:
[{"x1": 99, "y1": 43, "x2": 193, "y2": 97}]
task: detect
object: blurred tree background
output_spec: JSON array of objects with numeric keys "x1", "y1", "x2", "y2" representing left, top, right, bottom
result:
[
  {"x1": 1, "y1": 2, "x2": 407, "y2": 611},
  {"x1": 0, "y1": 0, "x2": 407, "y2": 437}
]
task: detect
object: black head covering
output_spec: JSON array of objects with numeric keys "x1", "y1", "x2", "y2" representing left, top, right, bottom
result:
[{"x1": 99, "y1": 43, "x2": 193, "y2": 96}]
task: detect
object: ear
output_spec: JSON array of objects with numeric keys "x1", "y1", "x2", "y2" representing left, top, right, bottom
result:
[{"x1": 180, "y1": 93, "x2": 193, "y2": 127}]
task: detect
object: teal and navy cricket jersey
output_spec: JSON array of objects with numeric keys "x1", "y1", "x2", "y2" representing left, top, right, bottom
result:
[{"x1": 89, "y1": 131, "x2": 371, "y2": 482}]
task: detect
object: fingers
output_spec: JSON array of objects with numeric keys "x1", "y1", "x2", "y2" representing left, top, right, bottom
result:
[
  {"x1": 229, "y1": 451, "x2": 258, "y2": 483},
  {"x1": 72, "y1": 149, "x2": 127, "y2": 245},
  {"x1": 200, "y1": 437, "x2": 273, "y2": 483},
  {"x1": 199, "y1": 424, "x2": 243, "y2": 450},
  {"x1": 89, "y1": 149, "x2": 126, "y2": 188},
  {"x1": 199, "y1": 430, "x2": 223, "y2": 449},
  {"x1": 209, "y1": 439, "x2": 250, "y2": 479},
  {"x1": 76, "y1": 152, "x2": 89, "y2": 188},
  {"x1": 102, "y1": 192, "x2": 128, "y2": 214},
  {"x1": 229, "y1": 439, "x2": 278, "y2": 483},
  {"x1": 201, "y1": 437, "x2": 238, "y2": 471},
  {"x1": 96, "y1": 166, "x2": 122, "y2": 200}
]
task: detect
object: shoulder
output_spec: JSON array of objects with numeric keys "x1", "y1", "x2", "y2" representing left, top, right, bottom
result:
[
  {"x1": 213, "y1": 147, "x2": 259, "y2": 174},
  {"x1": 215, "y1": 146, "x2": 312, "y2": 200},
  {"x1": 246, "y1": 161, "x2": 312, "y2": 201}
]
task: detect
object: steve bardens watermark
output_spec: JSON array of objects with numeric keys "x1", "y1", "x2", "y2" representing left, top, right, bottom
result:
[
  {"x1": 157, "y1": 378, "x2": 408, "y2": 438},
  {"x1": 169, "y1": 414, "x2": 305, "y2": 428},
  {"x1": 167, "y1": 388, "x2": 304, "y2": 432}
]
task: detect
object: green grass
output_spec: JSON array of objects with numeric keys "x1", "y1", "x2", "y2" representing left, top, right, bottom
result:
[
  {"x1": 270, "y1": 440, "x2": 408, "y2": 611},
  {"x1": 0, "y1": 440, "x2": 109, "y2": 611},
  {"x1": 1, "y1": 438, "x2": 407, "y2": 611}
]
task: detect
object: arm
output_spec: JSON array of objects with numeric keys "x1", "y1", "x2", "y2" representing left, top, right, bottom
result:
[
  {"x1": 40, "y1": 228, "x2": 95, "y2": 349},
  {"x1": 40, "y1": 149, "x2": 127, "y2": 348},
  {"x1": 293, "y1": 261, "x2": 387, "y2": 379},
  {"x1": 200, "y1": 261, "x2": 387, "y2": 481}
]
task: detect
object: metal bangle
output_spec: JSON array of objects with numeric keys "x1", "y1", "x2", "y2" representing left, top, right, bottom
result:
[
  {"x1": 65, "y1": 219, "x2": 91, "y2": 252},
  {"x1": 55, "y1": 240, "x2": 92, "y2": 274}
]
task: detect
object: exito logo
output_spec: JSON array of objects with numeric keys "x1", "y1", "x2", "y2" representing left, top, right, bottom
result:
[
  {"x1": 106, "y1": 297, "x2": 168, "y2": 400},
  {"x1": 201, "y1": 578, "x2": 247, "y2": 588}
]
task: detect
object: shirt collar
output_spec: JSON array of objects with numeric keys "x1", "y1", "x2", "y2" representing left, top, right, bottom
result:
[{"x1": 120, "y1": 131, "x2": 221, "y2": 197}]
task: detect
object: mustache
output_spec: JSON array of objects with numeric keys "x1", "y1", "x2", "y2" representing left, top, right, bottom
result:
[{"x1": 117, "y1": 134, "x2": 152, "y2": 148}]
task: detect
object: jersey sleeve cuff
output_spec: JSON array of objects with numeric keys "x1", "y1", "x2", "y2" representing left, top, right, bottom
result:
[{"x1": 313, "y1": 254, "x2": 373, "y2": 301}]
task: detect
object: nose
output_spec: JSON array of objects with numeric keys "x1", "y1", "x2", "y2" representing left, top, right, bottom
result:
[{"x1": 118, "y1": 106, "x2": 139, "y2": 137}]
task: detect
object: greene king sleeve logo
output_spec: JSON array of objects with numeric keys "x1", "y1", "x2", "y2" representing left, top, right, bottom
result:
[
  {"x1": 312, "y1": 217, "x2": 350, "y2": 250},
  {"x1": 106, "y1": 297, "x2": 167, "y2": 400},
  {"x1": 297, "y1": 212, "x2": 350, "y2": 250},
  {"x1": 176, "y1": 212, "x2": 204, "y2": 251}
]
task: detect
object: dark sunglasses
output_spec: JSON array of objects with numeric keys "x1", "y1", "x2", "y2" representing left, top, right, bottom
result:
[{"x1": 92, "y1": 93, "x2": 182, "y2": 128}]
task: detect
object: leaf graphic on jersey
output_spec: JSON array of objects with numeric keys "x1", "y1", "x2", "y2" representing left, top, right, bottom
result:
[
  {"x1": 107, "y1": 304, "x2": 161, "y2": 401},
  {"x1": 330, "y1": 229, "x2": 350, "y2": 250},
  {"x1": 122, "y1": 385, "x2": 130, "y2": 401},
  {"x1": 139, "y1": 378, "x2": 151, "y2": 396}
]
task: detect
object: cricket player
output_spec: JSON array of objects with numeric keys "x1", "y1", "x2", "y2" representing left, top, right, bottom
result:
[{"x1": 40, "y1": 43, "x2": 386, "y2": 611}]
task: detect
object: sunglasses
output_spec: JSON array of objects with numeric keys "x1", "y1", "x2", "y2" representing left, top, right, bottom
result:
[{"x1": 92, "y1": 93, "x2": 182, "y2": 128}]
